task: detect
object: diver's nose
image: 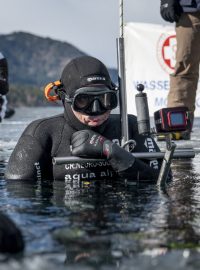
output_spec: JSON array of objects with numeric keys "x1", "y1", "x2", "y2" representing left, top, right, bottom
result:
[{"x1": 91, "y1": 99, "x2": 101, "y2": 113}]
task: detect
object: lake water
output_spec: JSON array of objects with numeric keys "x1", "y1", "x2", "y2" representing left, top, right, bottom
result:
[{"x1": 0, "y1": 107, "x2": 200, "y2": 270}]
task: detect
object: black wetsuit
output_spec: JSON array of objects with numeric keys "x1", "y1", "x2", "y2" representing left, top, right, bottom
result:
[{"x1": 5, "y1": 109, "x2": 161, "y2": 182}]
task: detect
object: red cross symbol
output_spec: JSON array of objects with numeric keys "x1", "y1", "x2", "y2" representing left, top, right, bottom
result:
[{"x1": 161, "y1": 35, "x2": 176, "y2": 70}]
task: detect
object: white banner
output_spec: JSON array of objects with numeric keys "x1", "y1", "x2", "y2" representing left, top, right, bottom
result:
[{"x1": 124, "y1": 22, "x2": 200, "y2": 117}]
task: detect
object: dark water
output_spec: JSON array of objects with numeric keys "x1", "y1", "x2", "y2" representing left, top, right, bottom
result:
[{"x1": 0, "y1": 107, "x2": 200, "y2": 270}]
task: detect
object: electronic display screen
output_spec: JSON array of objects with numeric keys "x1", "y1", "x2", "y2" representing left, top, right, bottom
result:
[{"x1": 169, "y1": 112, "x2": 185, "y2": 126}]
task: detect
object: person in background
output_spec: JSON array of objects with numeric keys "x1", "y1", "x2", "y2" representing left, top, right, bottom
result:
[
  {"x1": 0, "y1": 212, "x2": 24, "y2": 254},
  {"x1": 0, "y1": 53, "x2": 23, "y2": 254},
  {"x1": 0, "y1": 52, "x2": 9, "y2": 122},
  {"x1": 160, "y1": 0, "x2": 200, "y2": 139},
  {"x1": 5, "y1": 56, "x2": 162, "y2": 182}
]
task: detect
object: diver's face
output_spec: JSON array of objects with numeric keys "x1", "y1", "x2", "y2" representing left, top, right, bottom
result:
[{"x1": 72, "y1": 109, "x2": 111, "y2": 127}]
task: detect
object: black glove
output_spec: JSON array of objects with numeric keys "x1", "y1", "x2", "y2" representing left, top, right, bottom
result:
[
  {"x1": 71, "y1": 130, "x2": 113, "y2": 159},
  {"x1": 160, "y1": 0, "x2": 183, "y2": 23},
  {"x1": 71, "y1": 130, "x2": 159, "y2": 180},
  {"x1": 71, "y1": 130, "x2": 136, "y2": 172}
]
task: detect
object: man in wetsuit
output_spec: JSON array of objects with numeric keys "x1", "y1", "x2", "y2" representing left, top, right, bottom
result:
[
  {"x1": 0, "y1": 52, "x2": 9, "y2": 122},
  {"x1": 5, "y1": 56, "x2": 161, "y2": 182}
]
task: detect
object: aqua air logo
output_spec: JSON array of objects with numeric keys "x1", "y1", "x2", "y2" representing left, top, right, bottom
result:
[{"x1": 157, "y1": 33, "x2": 177, "y2": 74}]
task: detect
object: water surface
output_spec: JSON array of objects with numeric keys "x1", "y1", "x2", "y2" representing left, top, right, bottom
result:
[{"x1": 0, "y1": 107, "x2": 200, "y2": 270}]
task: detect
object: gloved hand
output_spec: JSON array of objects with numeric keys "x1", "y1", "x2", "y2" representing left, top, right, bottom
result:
[
  {"x1": 71, "y1": 130, "x2": 159, "y2": 180},
  {"x1": 160, "y1": 0, "x2": 183, "y2": 23},
  {"x1": 71, "y1": 130, "x2": 113, "y2": 159},
  {"x1": 71, "y1": 129, "x2": 136, "y2": 172}
]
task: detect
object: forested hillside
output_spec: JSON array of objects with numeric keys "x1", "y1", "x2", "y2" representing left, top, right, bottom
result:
[{"x1": 0, "y1": 32, "x2": 117, "y2": 106}]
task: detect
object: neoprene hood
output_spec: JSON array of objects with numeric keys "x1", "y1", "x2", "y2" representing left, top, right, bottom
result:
[{"x1": 60, "y1": 56, "x2": 116, "y2": 97}]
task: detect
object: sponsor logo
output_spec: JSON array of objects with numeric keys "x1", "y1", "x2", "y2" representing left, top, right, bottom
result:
[
  {"x1": 87, "y1": 76, "x2": 106, "y2": 82},
  {"x1": 65, "y1": 161, "x2": 109, "y2": 170},
  {"x1": 154, "y1": 97, "x2": 167, "y2": 107},
  {"x1": 89, "y1": 134, "x2": 103, "y2": 146},
  {"x1": 145, "y1": 138, "x2": 155, "y2": 152},
  {"x1": 157, "y1": 33, "x2": 177, "y2": 74},
  {"x1": 144, "y1": 138, "x2": 159, "y2": 169},
  {"x1": 64, "y1": 169, "x2": 114, "y2": 181},
  {"x1": 34, "y1": 162, "x2": 42, "y2": 180},
  {"x1": 133, "y1": 80, "x2": 169, "y2": 91}
]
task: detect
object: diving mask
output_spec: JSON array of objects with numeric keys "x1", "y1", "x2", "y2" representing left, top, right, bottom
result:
[{"x1": 65, "y1": 86, "x2": 118, "y2": 116}]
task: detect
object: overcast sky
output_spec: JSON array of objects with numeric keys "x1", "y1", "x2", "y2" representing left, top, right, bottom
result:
[{"x1": 0, "y1": 0, "x2": 168, "y2": 68}]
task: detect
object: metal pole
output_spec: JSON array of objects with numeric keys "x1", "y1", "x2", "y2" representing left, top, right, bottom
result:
[
  {"x1": 157, "y1": 137, "x2": 176, "y2": 189},
  {"x1": 117, "y1": 0, "x2": 129, "y2": 148},
  {"x1": 52, "y1": 148, "x2": 195, "y2": 165},
  {"x1": 119, "y1": 0, "x2": 124, "y2": 38}
]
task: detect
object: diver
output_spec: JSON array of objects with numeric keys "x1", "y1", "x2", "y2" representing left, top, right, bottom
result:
[
  {"x1": 5, "y1": 56, "x2": 161, "y2": 182},
  {"x1": 0, "y1": 52, "x2": 9, "y2": 122}
]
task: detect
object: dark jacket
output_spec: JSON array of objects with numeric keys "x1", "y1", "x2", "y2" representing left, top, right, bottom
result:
[{"x1": 179, "y1": 0, "x2": 200, "y2": 12}]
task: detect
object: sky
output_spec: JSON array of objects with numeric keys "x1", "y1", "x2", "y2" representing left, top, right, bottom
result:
[{"x1": 0, "y1": 0, "x2": 168, "y2": 68}]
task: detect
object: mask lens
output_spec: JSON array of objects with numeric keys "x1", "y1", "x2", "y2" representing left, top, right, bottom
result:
[
  {"x1": 98, "y1": 93, "x2": 117, "y2": 109},
  {"x1": 74, "y1": 94, "x2": 91, "y2": 109}
]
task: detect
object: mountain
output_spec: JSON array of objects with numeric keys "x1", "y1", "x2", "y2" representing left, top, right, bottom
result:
[
  {"x1": 0, "y1": 31, "x2": 118, "y2": 87},
  {"x1": 0, "y1": 32, "x2": 118, "y2": 106}
]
